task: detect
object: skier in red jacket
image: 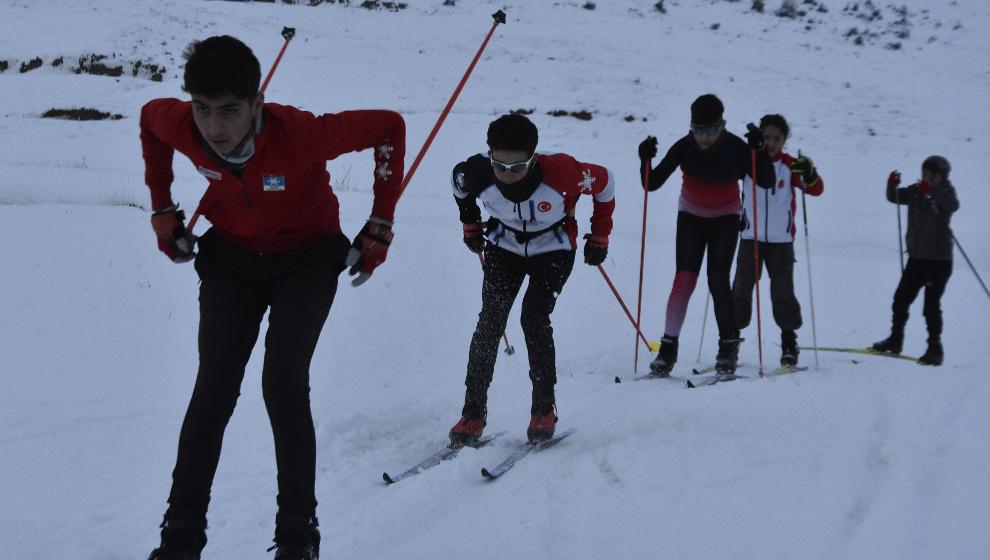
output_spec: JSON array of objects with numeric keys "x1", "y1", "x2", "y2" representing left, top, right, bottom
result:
[{"x1": 141, "y1": 36, "x2": 405, "y2": 560}]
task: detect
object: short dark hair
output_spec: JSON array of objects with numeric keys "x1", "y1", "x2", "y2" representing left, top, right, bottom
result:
[
  {"x1": 759, "y1": 114, "x2": 790, "y2": 137},
  {"x1": 487, "y1": 114, "x2": 539, "y2": 155},
  {"x1": 182, "y1": 36, "x2": 261, "y2": 100}
]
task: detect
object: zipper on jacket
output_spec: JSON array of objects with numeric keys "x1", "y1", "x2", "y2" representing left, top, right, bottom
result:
[
  {"x1": 763, "y1": 193, "x2": 770, "y2": 243},
  {"x1": 239, "y1": 180, "x2": 253, "y2": 208}
]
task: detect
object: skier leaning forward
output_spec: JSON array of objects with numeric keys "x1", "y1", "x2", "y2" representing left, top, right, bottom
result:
[
  {"x1": 732, "y1": 114, "x2": 824, "y2": 367},
  {"x1": 448, "y1": 114, "x2": 615, "y2": 444},
  {"x1": 140, "y1": 36, "x2": 405, "y2": 560},
  {"x1": 638, "y1": 94, "x2": 775, "y2": 376}
]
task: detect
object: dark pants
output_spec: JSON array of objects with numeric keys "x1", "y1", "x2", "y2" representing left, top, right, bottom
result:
[
  {"x1": 732, "y1": 239, "x2": 802, "y2": 332},
  {"x1": 663, "y1": 212, "x2": 740, "y2": 338},
  {"x1": 464, "y1": 246, "x2": 575, "y2": 416},
  {"x1": 891, "y1": 258, "x2": 952, "y2": 338},
  {"x1": 166, "y1": 230, "x2": 348, "y2": 522}
]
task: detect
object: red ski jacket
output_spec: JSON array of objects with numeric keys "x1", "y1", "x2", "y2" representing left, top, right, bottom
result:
[{"x1": 140, "y1": 99, "x2": 405, "y2": 254}]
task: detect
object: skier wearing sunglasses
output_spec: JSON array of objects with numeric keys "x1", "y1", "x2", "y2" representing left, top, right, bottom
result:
[
  {"x1": 448, "y1": 113, "x2": 615, "y2": 444},
  {"x1": 638, "y1": 94, "x2": 775, "y2": 377}
]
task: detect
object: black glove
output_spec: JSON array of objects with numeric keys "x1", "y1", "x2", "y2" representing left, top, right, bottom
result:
[
  {"x1": 462, "y1": 222, "x2": 485, "y2": 254},
  {"x1": 790, "y1": 151, "x2": 818, "y2": 185},
  {"x1": 583, "y1": 233, "x2": 608, "y2": 266},
  {"x1": 638, "y1": 136, "x2": 658, "y2": 161},
  {"x1": 745, "y1": 123, "x2": 764, "y2": 150}
]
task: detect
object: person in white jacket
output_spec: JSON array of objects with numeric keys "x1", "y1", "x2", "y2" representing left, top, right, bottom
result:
[{"x1": 732, "y1": 114, "x2": 824, "y2": 366}]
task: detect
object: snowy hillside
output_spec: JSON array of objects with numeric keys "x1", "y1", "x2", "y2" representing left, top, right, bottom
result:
[{"x1": 1, "y1": 1, "x2": 988, "y2": 559}]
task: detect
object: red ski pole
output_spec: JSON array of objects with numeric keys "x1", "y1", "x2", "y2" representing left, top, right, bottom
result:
[
  {"x1": 596, "y1": 264, "x2": 654, "y2": 351},
  {"x1": 187, "y1": 26, "x2": 296, "y2": 232},
  {"x1": 633, "y1": 162, "x2": 651, "y2": 373},
  {"x1": 749, "y1": 144, "x2": 766, "y2": 378},
  {"x1": 396, "y1": 10, "x2": 506, "y2": 198}
]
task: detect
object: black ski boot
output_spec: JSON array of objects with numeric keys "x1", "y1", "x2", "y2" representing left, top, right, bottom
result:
[
  {"x1": 871, "y1": 331, "x2": 903, "y2": 354},
  {"x1": 780, "y1": 330, "x2": 799, "y2": 366},
  {"x1": 649, "y1": 335, "x2": 678, "y2": 375},
  {"x1": 270, "y1": 514, "x2": 320, "y2": 560},
  {"x1": 917, "y1": 338, "x2": 944, "y2": 366},
  {"x1": 147, "y1": 510, "x2": 207, "y2": 560},
  {"x1": 715, "y1": 335, "x2": 742, "y2": 375}
]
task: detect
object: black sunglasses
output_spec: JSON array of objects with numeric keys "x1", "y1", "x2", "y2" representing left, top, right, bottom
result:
[
  {"x1": 490, "y1": 154, "x2": 534, "y2": 174},
  {"x1": 690, "y1": 124, "x2": 721, "y2": 136}
]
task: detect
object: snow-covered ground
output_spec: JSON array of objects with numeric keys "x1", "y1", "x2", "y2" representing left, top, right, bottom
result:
[{"x1": 1, "y1": 1, "x2": 988, "y2": 558}]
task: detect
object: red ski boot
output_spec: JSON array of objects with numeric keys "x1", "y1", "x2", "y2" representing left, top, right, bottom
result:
[
  {"x1": 527, "y1": 407, "x2": 558, "y2": 443},
  {"x1": 449, "y1": 415, "x2": 486, "y2": 445}
]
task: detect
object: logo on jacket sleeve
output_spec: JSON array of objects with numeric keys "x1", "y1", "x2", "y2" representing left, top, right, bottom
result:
[
  {"x1": 578, "y1": 169, "x2": 596, "y2": 193},
  {"x1": 263, "y1": 175, "x2": 286, "y2": 192},
  {"x1": 538, "y1": 201, "x2": 552, "y2": 212}
]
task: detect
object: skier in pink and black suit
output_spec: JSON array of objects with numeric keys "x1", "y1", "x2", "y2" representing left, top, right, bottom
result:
[{"x1": 638, "y1": 94, "x2": 775, "y2": 376}]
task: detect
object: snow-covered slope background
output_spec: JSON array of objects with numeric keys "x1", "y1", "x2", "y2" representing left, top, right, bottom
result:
[{"x1": 1, "y1": 1, "x2": 988, "y2": 558}]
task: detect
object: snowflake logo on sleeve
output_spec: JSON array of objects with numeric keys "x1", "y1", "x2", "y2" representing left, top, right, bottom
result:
[
  {"x1": 578, "y1": 169, "x2": 596, "y2": 193},
  {"x1": 375, "y1": 142, "x2": 394, "y2": 180}
]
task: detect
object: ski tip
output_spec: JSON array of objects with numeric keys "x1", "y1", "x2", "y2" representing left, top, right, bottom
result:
[
  {"x1": 481, "y1": 468, "x2": 496, "y2": 480},
  {"x1": 686, "y1": 380, "x2": 696, "y2": 389},
  {"x1": 383, "y1": 472, "x2": 396, "y2": 485},
  {"x1": 614, "y1": 376, "x2": 622, "y2": 384}
]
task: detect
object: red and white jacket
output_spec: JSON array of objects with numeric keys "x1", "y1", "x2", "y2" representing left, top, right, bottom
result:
[
  {"x1": 452, "y1": 153, "x2": 615, "y2": 257},
  {"x1": 740, "y1": 152, "x2": 824, "y2": 243},
  {"x1": 140, "y1": 98, "x2": 405, "y2": 254}
]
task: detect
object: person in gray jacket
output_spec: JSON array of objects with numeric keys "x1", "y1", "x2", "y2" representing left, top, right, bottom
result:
[{"x1": 872, "y1": 155, "x2": 959, "y2": 365}]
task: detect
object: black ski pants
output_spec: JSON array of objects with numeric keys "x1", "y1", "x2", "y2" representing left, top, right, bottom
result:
[
  {"x1": 664, "y1": 211, "x2": 740, "y2": 339},
  {"x1": 166, "y1": 230, "x2": 348, "y2": 522},
  {"x1": 464, "y1": 246, "x2": 575, "y2": 416},
  {"x1": 891, "y1": 257, "x2": 953, "y2": 338},
  {"x1": 731, "y1": 239, "x2": 802, "y2": 333}
]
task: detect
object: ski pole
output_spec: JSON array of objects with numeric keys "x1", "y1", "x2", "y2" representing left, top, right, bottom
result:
[
  {"x1": 187, "y1": 26, "x2": 296, "y2": 233},
  {"x1": 259, "y1": 26, "x2": 297, "y2": 94},
  {"x1": 895, "y1": 184, "x2": 905, "y2": 273},
  {"x1": 923, "y1": 196, "x2": 990, "y2": 304},
  {"x1": 748, "y1": 138, "x2": 766, "y2": 378},
  {"x1": 595, "y1": 265, "x2": 655, "y2": 351},
  {"x1": 478, "y1": 253, "x2": 516, "y2": 355},
  {"x1": 634, "y1": 162, "x2": 651, "y2": 372},
  {"x1": 951, "y1": 233, "x2": 990, "y2": 303},
  {"x1": 800, "y1": 184, "x2": 820, "y2": 368},
  {"x1": 395, "y1": 10, "x2": 506, "y2": 199},
  {"x1": 696, "y1": 289, "x2": 709, "y2": 362}
]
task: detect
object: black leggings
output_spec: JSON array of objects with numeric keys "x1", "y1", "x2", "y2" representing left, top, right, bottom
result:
[
  {"x1": 465, "y1": 246, "x2": 575, "y2": 415},
  {"x1": 663, "y1": 212, "x2": 740, "y2": 338},
  {"x1": 166, "y1": 230, "x2": 348, "y2": 520},
  {"x1": 891, "y1": 258, "x2": 952, "y2": 337}
]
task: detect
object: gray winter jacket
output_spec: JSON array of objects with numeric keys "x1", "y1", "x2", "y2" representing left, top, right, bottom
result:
[{"x1": 887, "y1": 180, "x2": 959, "y2": 261}]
